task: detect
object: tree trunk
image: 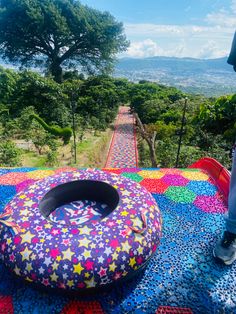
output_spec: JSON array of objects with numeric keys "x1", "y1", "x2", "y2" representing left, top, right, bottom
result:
[
  {"x1": 134, "y1": 113, "x2": 158, "y2": 168},
  {"x1": 50, "y1": 61, "x2": 63, "y2": 83},
  {"x1": 147, "y1": 138, "x2": 158, "y2": 168}
]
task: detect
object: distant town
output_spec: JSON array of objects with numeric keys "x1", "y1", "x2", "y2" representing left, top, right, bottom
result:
[{"x1": 115, "y1": 56, "x2": 236, "y2": 97}]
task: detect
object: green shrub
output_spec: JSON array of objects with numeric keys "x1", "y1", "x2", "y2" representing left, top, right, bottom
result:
[
  {"x1": 46, "y1": 150, "x2": 59, "y2": 167},
  {"x1": 31, "y1": 114, "x2": 72, "y2": 144},
  {"x1": 0, "y1": 141, "x2": 22, "y2": 166}
]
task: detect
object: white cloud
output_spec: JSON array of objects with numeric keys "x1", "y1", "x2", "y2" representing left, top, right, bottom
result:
[
  {"x1": 125, "y1": 39, "x2": 186, "y2": 58},
  {"x1": 231, "y1": 0, "x2": 236, "y2": 13},
  {"x1": 124, "y1": 37, "x2": 229, "y2": 59},
  {"x1": 122, "y1": 23, "x2": 233, "y2": 59},
  {"x1": 122, "y1": 0, "x2": 236, "y2": 59},
  {"x1": 126, "y1": 39, "x2": 161, "y2": 58},
  {"x1": 197, "y1": 40, "x2": 229, "y2": 59},
  {"x1": 206, "y1": 10, "x2": 236, "y2": 28}
]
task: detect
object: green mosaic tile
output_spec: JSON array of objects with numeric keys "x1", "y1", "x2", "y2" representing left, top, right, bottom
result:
[
  {"x1": 165, "y1": 186, "x2": 196, "y2": 203},
  {"x1": 121, "y1": 172, "x2": 143, "y2": 182},
  {"x1": 178, "y1": 168, "x2": 200, "y2": 172}
]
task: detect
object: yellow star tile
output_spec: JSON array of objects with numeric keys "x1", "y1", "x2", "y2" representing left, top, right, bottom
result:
[
  {"x1": 109, "y1": 262, "x2": 117, "y2": 272},
  {"x1": 90, "y1": 243, "x2": 96, "y2": 249},
  {"x1": 44, "y1": 223, "x2": 52, "y2": 229},
  {"x1": 73, "y1": 262, "x2": 84, "y2": 275},
  {"x1": 26, "y1": 262, "x2": 33, "y2": 272},
  {"x1": 62, "y1": 248, "x2": 74, "y2": 260},
  {"x1": 50, "y1": 272, "x2": 59, "y2": 282},
  {"x1": 20, "y1": 247, "x2": 32, "y2": 261},
  {"x1": 6, "y1": 238, "x2": 12, "y2": 245},
  {"x1": 112, "y1": 252, "x2": 119, "y2": 261},
  {"x1": 24, "y1": 200, "x2": 35, "y2": 207},
  {"x1": 122, "y1": 190, "x2": 131, "y2": 196},
  {"x1": 137, "y1": 246, "x2": 144, "y2": 254},
  {"x1": 83, "y1": 249, "x2": 91, "y2": 258},
  {"x1": 121, "y1": 241, "x2": 131, "y2": 253},
  {"x1": 79, "y1": 237, "x2": 91, "y2": 248},
  {"x1": 67, "y1": 280, "x2": 74, "y2": 288},
  {"x1": 79, "y1": 226, "x2": 92, "y2": 235},
  {"x1": 129, "y1": 257, "x2": 136, "y2": 268},
  {"x1": 20, "y1": 208, "x2": 30, "y2": 216}
]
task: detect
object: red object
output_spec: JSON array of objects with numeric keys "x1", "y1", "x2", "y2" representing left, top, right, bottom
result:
[
  {"x1": 156, "y1": 306, "x2": 193, "y2": 314},
  {"x1": 60, "y1": 301, "x2": 104, "y2": 314},
  {"x1": 141, "y1": 179, "x2": 169, "y2": 194},
  {"x1": 0, "y1": 296, "x2": 14, "y2": 314},
  {"x1": 189, "y1": 157, "x2": 230, "y2": 203}
]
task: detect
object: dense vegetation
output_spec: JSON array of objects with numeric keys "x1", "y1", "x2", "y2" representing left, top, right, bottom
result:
[
  {"x1": 130, "y1": 81, "x2": 234, "y2": 169},
  {"x1": 0, "y1": 66, "x2": 128, "y2": 167},
  {"x1": 0, "y1": 65, "x2": 234, "y2": 169}
]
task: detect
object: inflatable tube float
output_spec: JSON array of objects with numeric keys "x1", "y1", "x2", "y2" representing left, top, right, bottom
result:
[{"x1": 0, "y1": 169, "x2": 162, "y2": 290}]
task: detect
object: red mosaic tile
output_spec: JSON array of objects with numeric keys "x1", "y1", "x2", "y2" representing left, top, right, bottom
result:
[
  {"x1": 141, "y1": 179, "x2": 169, "y2": 193},
  {"x1": 0, "y1": 172, "x2": 28, "y2": 185},
  {"x1": 60, "y1": 301, "x2": 104, "y2": 314},
  {"x1": 0, "y1": 296, "x2": 14, "y2": 314},
  {"x1": 156, "y1": 306, "x2": 193, "y2": 314}
]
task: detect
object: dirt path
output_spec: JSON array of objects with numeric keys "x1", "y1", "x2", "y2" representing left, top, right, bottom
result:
[{"x1": 105, "y1": 106, "x2": 138, "y2": 168}]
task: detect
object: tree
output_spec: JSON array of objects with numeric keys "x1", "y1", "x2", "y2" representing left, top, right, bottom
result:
[
  {"x1": 0, "y1": 140, "x2": 22, "y2": 166},
  {"x1": 0, "y1": 0, "x2": 129, "y2": 82},
  {"x1": 12, "y1": 70, "x2": 71, "y2": 126},
  {"x1": 0, "y1": 66, "x2": 19, "y2": 105},
  {"x1": 195, "y1": 94, "x2": 236, "y2": 143}
]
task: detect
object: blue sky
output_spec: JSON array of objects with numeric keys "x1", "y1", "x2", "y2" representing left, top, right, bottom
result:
[{"x1": 81, "y1": 0, "x2": 236, "y2": 59}]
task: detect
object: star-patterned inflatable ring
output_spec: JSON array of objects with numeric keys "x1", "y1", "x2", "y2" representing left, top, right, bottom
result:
[{"x1": 0, "y1": 169, "x2": 162, "y2": 290}]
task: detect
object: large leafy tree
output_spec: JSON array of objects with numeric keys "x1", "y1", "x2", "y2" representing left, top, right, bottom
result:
[{"x1": 0, "y1": 0, "x2": 129, "y2": 82}]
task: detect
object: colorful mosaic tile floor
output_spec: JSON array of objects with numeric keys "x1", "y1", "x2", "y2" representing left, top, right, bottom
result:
[
  {"x1": 105, "y1": 107, "x2": 138, "y2": 168},
  {"x1": 0, "y1": 167, "x2": 235, "y2": 313}
]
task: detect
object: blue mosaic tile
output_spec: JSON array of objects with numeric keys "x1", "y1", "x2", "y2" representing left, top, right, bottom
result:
[
  {"x1": 0, "y1": 185, "x2": 16, "y2": 213},
  {"x1": 187, "y1": 180, "x2": 217, "y2": 196}
]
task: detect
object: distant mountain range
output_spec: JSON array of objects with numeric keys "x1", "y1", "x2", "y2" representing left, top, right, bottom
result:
[
  {"x1": 1, "y1": 56, "x2": 236, "y2": 97},
  {"x1": 114, "y1": 56, "x2": 236, "y2": 97}
]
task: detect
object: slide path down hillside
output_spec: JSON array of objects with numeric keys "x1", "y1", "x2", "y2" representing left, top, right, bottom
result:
[{"x1": 105, "y1": 106, "x2": 138, "y2": 168}]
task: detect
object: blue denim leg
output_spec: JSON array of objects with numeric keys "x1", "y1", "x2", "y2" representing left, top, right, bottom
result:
[{"x1": 225, "y1": 150, "x2": 236, "y2": 233}]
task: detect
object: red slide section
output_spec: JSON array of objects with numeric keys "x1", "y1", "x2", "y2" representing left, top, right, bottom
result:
[{"x1": 189, "y1": 157, "x2": 230, "y2": 203}]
